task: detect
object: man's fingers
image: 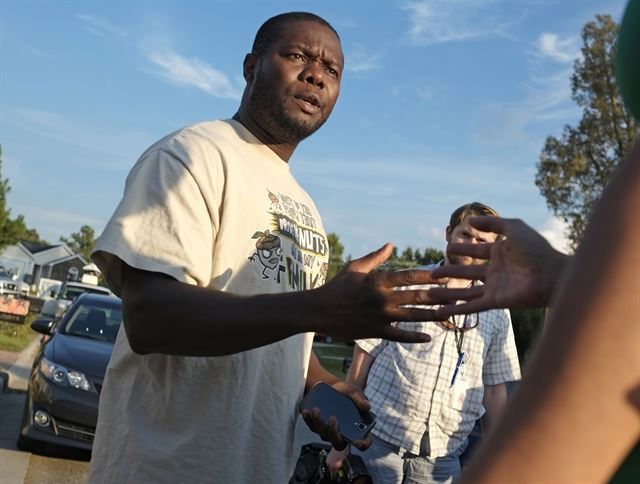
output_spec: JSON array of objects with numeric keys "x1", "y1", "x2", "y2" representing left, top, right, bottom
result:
[
  {"x1": 435, "y1": 299, "x2": 493, "y2": 318},
  {"x1": 347, "y1": 243, "x2": 393, "y2": 273},
  {"x1": 431, "y1": 264, "x2": 487, "y2": 281},
  {"x1": 388, "y1": 306, "x2": 440, "y2": 324},
  {"x1": 466, "y1": 216, "x2": 508, "y2": 235},
  {"x1": 344, "y1": 390, "x2": 371, "y2": 412},
  {"x1": 327, "y1": 416, "x2": 347, "y2": 451},
  {"x1": 382, "y1": 325, "x2": 431, "y2": 343},
  {"x1": 380, "y1": 268, "x2": 444, "y2": 288},
  {"x1": 428, "y1": 286, "x2": 485, "y2": 303},
  {"x1": 352, "y1": 434, "x2": 373, "y2": 451},
  {"x1": 444, "y1": 242, "x2": 492, "y2": 260}
]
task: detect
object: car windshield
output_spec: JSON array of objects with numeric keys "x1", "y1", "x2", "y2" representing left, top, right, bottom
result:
[
  {"x1": 60, "y1": 285, "x2": 110, "y2": 301},
  {"x1": 63, "y1": 301, "x2": 122, "y2": 343},
  {"x1": 0, "y1": 269, "x2": 16, "y2": 280}
]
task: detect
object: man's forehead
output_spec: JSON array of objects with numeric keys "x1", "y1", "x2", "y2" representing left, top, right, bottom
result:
[{"x1": 273, "y1": 20, "x2": 343, "y2": 62}]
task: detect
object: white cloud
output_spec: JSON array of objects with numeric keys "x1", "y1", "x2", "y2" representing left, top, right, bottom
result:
[
  {"x1": 145, "y1": 49, "x2": 242, "y2": 100},
  {"x1": 536, "y1": 33, "x2": 580, "y2": 63},
  {"x1": 471, "y1": 32, "x2": 581, "y2": 147},
  {"x1": 345, "y1": 43, "x2": 382, "y2": 73},
  {"x1": 400, "y1": 1, "x2": 518, "y2": 46},
  {"x1": 76, "y1": 14, "x2": 127, "y2": 37},
  {"x1": 537, "y1": 216, "x2": 571, "y2": 253}
]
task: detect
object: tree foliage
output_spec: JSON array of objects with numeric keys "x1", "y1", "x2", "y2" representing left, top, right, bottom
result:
[
  {"x1": 536, "y1": 15, "x2": 638, "y2": 249},
  {"x1": 0, "y1": 145, "x2": 34, "y2": 252},
  {"x1": 510, "y1": 307, "x2": 546, "y2": 365},
  {"x1": 60, "y1": 225, "x2": 97, "y2": 262},
  {"x1": 326, "y1": 232, "x2": 346, "y2": 281},
  {"x1": 380, "y1": 245, "x2": 444, "y2": 271}
]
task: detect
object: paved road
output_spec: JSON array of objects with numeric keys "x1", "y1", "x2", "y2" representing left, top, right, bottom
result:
[
  {"x1": 0, "y1": 388, "x2": 90, "y2": 484},
  {"x1": 0, "y1": 339, "x2": 90, "y2": 484}
]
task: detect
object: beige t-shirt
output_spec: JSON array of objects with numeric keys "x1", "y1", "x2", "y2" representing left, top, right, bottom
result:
[{"x1": 89, "y1": 120, "x2": 328, "y2": 484}]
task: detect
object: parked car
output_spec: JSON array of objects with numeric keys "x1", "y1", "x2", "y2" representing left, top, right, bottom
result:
[
  {"x1": 39, "y1": 281, "x2": 112, "y2": 320},
  {"x1": 17, "y1": 293, "x2": 122, "y2": 454},
  {"x1": 0, "y1": 267, "x2": 21, "y2": 296}
]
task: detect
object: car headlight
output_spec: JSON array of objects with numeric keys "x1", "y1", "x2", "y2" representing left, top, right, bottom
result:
[{"x1": 39, "y1": 358, "x2": 96, "y2": 393}]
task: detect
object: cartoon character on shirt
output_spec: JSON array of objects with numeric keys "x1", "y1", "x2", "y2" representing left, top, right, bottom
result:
[{"x1": 248, "y1": 230, "x2": 283, "y2": 279}]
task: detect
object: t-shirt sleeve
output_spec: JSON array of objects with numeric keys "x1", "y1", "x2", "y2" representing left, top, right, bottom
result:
[
  {"x1": 483, "y1": 309, "x2": 522, "y2": 385},
  {"x1": 92, "y1": 148, "x2": 215, "y2": 296},
  {"x1": 356, "y1": 338, "x2": 387, "y2": 358}
]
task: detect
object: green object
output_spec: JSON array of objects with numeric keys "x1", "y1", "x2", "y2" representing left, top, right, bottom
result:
[{"x1": 615, "y1": 0, "x2": 640, "y2": 121}]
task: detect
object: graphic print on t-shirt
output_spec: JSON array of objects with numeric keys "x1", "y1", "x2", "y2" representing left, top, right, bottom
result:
[{"x1": 248, "y1": 190, "x2": 328, "y2": 290}]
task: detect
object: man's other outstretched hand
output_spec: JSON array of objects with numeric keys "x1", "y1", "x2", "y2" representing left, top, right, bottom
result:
[{"x1": 429, "y1": 217, "x2": 571, "y2": 317}]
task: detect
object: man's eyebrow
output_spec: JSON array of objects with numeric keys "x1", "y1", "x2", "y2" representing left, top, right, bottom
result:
[{"x1": 284, "y1": 43, "x2": 343, "y2": 67}]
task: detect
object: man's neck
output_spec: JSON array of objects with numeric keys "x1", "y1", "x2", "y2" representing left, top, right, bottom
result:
[{"x1": 232, "y1": 112, "x2": 297, "y2": 162}]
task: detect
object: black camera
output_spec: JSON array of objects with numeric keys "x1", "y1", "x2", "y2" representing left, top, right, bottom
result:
[{"x1": 289, "y1": 442, "x2": 372, "y2": 484}]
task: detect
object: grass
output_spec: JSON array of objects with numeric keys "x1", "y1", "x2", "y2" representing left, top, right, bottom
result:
[
  {"x1": 0, "y1": 315, "x2": 38, "y2": 352},
  {"x1": 313, "y1": 341, "x2": 354, "y2": 379}
]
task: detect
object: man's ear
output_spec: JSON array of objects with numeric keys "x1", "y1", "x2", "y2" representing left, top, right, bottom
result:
[
  {"x1": 243, "y1": 53, "x2": 257, "y2": 82},
  {"x1": 445, "y1": 225, "x2": 452, "y2": 243}
]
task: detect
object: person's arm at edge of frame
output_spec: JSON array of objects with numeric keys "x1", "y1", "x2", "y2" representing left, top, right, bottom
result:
[
  {"x1": 117, "y1": 244, "x2": 437, "y2": 357},
  {"x1": 459, "y1": 140, "x2": 640, "y2": 484}
]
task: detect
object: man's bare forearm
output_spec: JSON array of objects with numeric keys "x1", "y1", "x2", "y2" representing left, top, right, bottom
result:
[
  {"x1": 481, "y1": 383, "x2": 507, "y2": 434},
  {"x1": 120, "y1": 244, "x2": 442, "y2": 357},
  {"x1": 122, "y1": 265, "x2": 317, "y2": 356},
  {"x1": 345, "y1": 346, "x2": 374, "y2": 389},
  {"x1": 306, "y1": 351, "x2": 342, "y2": 390}
]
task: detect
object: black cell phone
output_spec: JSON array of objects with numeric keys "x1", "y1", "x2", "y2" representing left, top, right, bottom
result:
[{"x1": 299, "y1": 382, "x2": 376, "y2": 443}]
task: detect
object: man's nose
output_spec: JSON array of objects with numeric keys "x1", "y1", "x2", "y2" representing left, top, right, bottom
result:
[{"x1": 300, "y1": 60, "x2": 325, "y2": 88}]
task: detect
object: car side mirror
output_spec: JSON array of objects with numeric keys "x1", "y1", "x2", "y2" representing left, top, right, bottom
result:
[{"x1": 31, "y1": 318, "x2": 54, "y2": 335}]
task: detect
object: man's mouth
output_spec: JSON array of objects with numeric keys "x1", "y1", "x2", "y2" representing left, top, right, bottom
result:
[{"x1": 294, "y1": 93, "x2": 321, "y2": 114}]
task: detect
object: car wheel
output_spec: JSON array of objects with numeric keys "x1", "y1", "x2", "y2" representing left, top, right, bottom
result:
[{"x1": 16, "y1": 434, "x2": 32, "y2": 452}]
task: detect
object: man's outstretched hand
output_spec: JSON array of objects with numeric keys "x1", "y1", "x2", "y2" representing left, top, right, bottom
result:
[
  {"x1": 311, "y1": 243, "x2": 446, "y2": 343},
  {"x1": 428, "y1": 217, "x2": 571, "y2": 317}
]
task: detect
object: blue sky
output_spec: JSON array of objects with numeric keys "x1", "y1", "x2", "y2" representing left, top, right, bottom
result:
[{"x1": 0, "y1": 0, "x2": 627, "y2": 258}]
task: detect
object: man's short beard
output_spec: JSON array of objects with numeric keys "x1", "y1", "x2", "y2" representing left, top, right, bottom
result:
[
  {"x1": 247, "y1": 75, "x2": 327, "y2": 144},
  {"x1": 447, "y1": 254, "x2": 468, "y2": 266}
]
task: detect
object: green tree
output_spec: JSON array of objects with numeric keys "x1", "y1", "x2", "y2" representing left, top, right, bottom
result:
[
  {"x1": 60, "y1": 225, "x2": 97, "y2": 261},
  {"x1": 419, "y1": 247, "x2": 445, "y2": 265},
  {"x1": 21, "y1": 228, "x2": 43, "y2": 243},
  {"x1": 510, "y1": 307, "x2": 546, "y2": 365},
  {"x1": 0, "y1": 145, "x2": 30, "y2": 252},
  {"x1": 326, "y1": 232, "x2": 345, "y2": 281},
  {"x1": 400, "y1": 247, "x2": 415, "y2": 263},
  {"x1": 536, "y1": 15, "x2": 638, "y2": 249}
]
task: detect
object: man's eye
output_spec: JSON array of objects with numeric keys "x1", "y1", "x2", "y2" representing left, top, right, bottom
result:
[
  {"x1": 289, "y1": 53, "x2": 305, "y2": 61},
  {"x1": 325, "y1": 66, "x2": 339, "y2": 78},
  {"x1": 262, "y1": 249, "x2": 273, "y2": 257}
]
